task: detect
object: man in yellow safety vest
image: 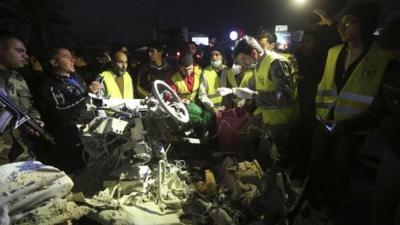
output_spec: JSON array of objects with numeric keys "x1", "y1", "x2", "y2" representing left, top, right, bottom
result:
[
  {"x1": 168, "y1": 54, "x2": 201, "y2": 103},
  {"x1": 97, "y1": 51, "x2": 134, "y2": 99},
  {"x1": 198, "y1": 46, "x2": 228, "y2": 111},
  {"x1": 233, "y1": 35, "x2": 299, "y2": 169},
  {"x1": 308, "y1": 2, "x2": 394, "y2": 212}
]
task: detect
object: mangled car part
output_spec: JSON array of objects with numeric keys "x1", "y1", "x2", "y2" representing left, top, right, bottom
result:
[
  {"x1": 72, "y1": 81, "x2": 195, "y2": 224},
  {"x1": 78, "y1": 160, "x2": 193, "y2": 225},
  {"x1": 183, "y1": 159, "x2": 265, "y2": 225},
  {"x1": 186, "y1": 158, "x2": 301, "y2": 225},
  {"x1": 71, "y1": 80, "x2": 300, "y2": 225},
  {"x1": 80, "y1": 80, "x2": 190, "y2": 166}
]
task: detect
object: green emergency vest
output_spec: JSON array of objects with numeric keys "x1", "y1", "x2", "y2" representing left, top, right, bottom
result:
[
  {"x1": 316, "y1": 41, "x2": 393, "y2": 121},
  {"x1": 253, "y1": 52, "x2": 299, "y2": 125},
  {"x1": 201, "y1": 66, "x2": 223, "y2": 105},
  {"x1": 170, "y1": 69, "x2": 201, "y2": 101},
  {"x1": 99, "y1": 71, "x2": 134, "y2": 99}
]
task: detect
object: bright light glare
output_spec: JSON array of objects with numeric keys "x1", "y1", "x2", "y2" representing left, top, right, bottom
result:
[
  {"x1": 230, "y1": 31, "x2": 238, "y2": 41},
  {"x1": 294, "y1": 0, "x2": 306, "y2": 5}
]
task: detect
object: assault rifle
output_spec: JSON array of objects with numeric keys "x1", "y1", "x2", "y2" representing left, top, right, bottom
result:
[{"x1": 0, "y1": 92, "x2": 55, "y2": 144}]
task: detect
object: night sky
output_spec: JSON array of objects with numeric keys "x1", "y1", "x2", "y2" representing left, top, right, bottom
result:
[{"x1": 61, "y1": 0, "x2": 349, "y2": 45}]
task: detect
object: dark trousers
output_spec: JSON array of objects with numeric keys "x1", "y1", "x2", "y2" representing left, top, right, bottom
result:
[
  {"x1": 47, "y1": 126, "x2": 86, "y2": 174},
  {"x1": 239, "y1": 115, "x2": 296, "y2": 170},
  {"x1": 371, "y1": 131, "x2": 400, "y2": 225},
  {"x1": 292, "y1": 116, "x2": 317, "y2": 178},
  {"x1": 308, "y1": 125, "x2": 365, "y2": 206}
]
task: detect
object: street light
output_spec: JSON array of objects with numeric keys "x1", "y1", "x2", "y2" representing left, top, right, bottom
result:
[
  {"x1": 229, "y1": 31, "x2": 239, "y2": 41},
  {"x1": 293, "y1": 0, "x2": 306, "y2": 5}
]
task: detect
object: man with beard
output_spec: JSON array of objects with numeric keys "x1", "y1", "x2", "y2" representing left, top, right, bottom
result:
[{"x1": 97, "y1": 51, "x2": 134, "y2": 99}]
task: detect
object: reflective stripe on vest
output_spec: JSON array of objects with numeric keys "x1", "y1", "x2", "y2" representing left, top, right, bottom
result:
[
  {"x1": 227, "y1": 68, "x2": 254, "y2": 88},
  {"x1": 99, "y1": 71, "x2": 134, "y2": 99},
  {"x1": 254, "y1": 52, "x2": 299, "y2": 125},
  {"x1": 339, "y1": 92, "x2": 374, "y2": 104},
  {"x1": 202, "y1": 66, "x2": 223, "y2": 105},
  {"x1": 170, "y1": 69, "x2": 201, "y2": 101},
  {"x1": 316, "y1": 41, "x2": 393, "y2": 121}
]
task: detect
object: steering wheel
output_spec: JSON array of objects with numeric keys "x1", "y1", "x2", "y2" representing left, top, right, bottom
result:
[{"x1": 152, "y1": 80, "x2": 189, "y2": 124}]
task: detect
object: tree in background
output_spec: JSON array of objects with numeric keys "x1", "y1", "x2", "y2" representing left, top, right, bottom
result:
[{"x1": 0, "y1": 0, "x2": 72, "y2": 54}]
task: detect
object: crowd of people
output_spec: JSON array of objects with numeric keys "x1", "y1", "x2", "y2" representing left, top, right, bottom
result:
[{"x1": 0, "y1": 2, "x2": 399, "y2": 224}]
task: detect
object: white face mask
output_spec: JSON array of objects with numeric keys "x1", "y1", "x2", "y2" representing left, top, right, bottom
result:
[
  {"x1": 211, "y1": 59, "x2": 223, "y2": 68},
  {"x1": 231, "y1": 64, "x2": 243, "y2": 75},
  {"x1": 248, "y1": 60, "x2": 257, "y2": 69}
]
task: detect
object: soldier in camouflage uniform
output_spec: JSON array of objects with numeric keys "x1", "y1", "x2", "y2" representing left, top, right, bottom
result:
[{"x1": 0, "y1": 34, "x2": 42, "y2": 165}]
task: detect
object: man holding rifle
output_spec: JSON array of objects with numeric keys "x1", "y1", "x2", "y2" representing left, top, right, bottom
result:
[{"x1": 0, "y1": 34, "x2": 44, "y2": 164}]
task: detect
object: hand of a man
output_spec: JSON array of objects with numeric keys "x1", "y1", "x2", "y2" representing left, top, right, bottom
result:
[
  {"x1": 181, "y1": 99, "x2": 190, "y2": 105},
  {"x1": 313, "y1": 9, "x2": 334, "y2": 26},
  {"x1": 88, "y1": 81, "x2": 102, "y2": 94},
  {"x1": 30, "y1": 57, "x2": 43, "y2": 72},
  {"x1": 213, "y1": 106, "x2": 225, "y2": 114},
  {"x1": 26, "y1": 119, "x2": 45, "y2": 137}
]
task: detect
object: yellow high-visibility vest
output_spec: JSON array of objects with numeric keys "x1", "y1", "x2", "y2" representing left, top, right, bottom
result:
[
  {"x1": 201, "y1": 66, "x2": 223, "y2": 105},
  {"x1": 99, "y1": 70, "x2": 134, "y2": 99},
  {"x1": 227, "y1": 68, "x2": 254, "y2": 88},
  {"x1": 253, "y1": 52, "x2": 299, "y2": 125},
  {"x1": 316, "y1": 41, "x2": 393, "y2": 121},
  {"x1": 170, "y1": 69, "x2": 201, "y2": 101}
]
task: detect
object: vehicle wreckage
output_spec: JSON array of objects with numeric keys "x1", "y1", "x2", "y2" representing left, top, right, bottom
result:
[{"x1": 0, "y1": 81, "x2": 302, "y2": 225}]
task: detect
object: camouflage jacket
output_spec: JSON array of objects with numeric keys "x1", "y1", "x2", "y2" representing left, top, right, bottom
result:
[
  {"x1": 0, "y1": 70, "x2": 41, "y2": 164},
  {"x1": 0, "y1": 70, "x2": 41, "y2": 119}
]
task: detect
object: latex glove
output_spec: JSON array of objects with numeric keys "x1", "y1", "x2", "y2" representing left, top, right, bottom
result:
[
  {"x1": 236, "y1": 99, "x2": 246, "y2": 108},
  {"x1": 201, "y1": 98, "x2": 214, "y2": 109},
  {"x1": 233, "y1": 87, "x2": 256, "y2": 99},
  {"x1": 216, "y1": 87, "x2": 234, "y2": 96},
  {"x1": 213, "y1": 106, "x2": 225, "y2": 114}
]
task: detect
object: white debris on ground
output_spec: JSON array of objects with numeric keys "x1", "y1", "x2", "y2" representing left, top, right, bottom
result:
[
  {"x1": 13, "y1": 198, "x2": 89, "y2": 225},
  {"x1": 0, "y1": 161, "x2": 86, "y2": 225},
  {"x1": 77, "y1": 160, "x2": 193, "y2": 225}
]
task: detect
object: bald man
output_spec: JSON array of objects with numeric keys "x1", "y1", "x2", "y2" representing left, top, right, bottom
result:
[{"x1": 97, "y1": 51, "x2": 134, "y2": 99}]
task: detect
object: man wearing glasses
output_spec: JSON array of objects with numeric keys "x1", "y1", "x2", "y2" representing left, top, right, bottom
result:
[{"x1": 309, "y1": 2, "x2": 394, "y2": 217}]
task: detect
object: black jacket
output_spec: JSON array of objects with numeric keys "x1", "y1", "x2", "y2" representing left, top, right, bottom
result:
[
  {"x1": 41, "y1": 73, "x2": 93, "y2": 129},
  {"x1": 136, "y1": 60, "x2": 171, "y2": 98}
]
